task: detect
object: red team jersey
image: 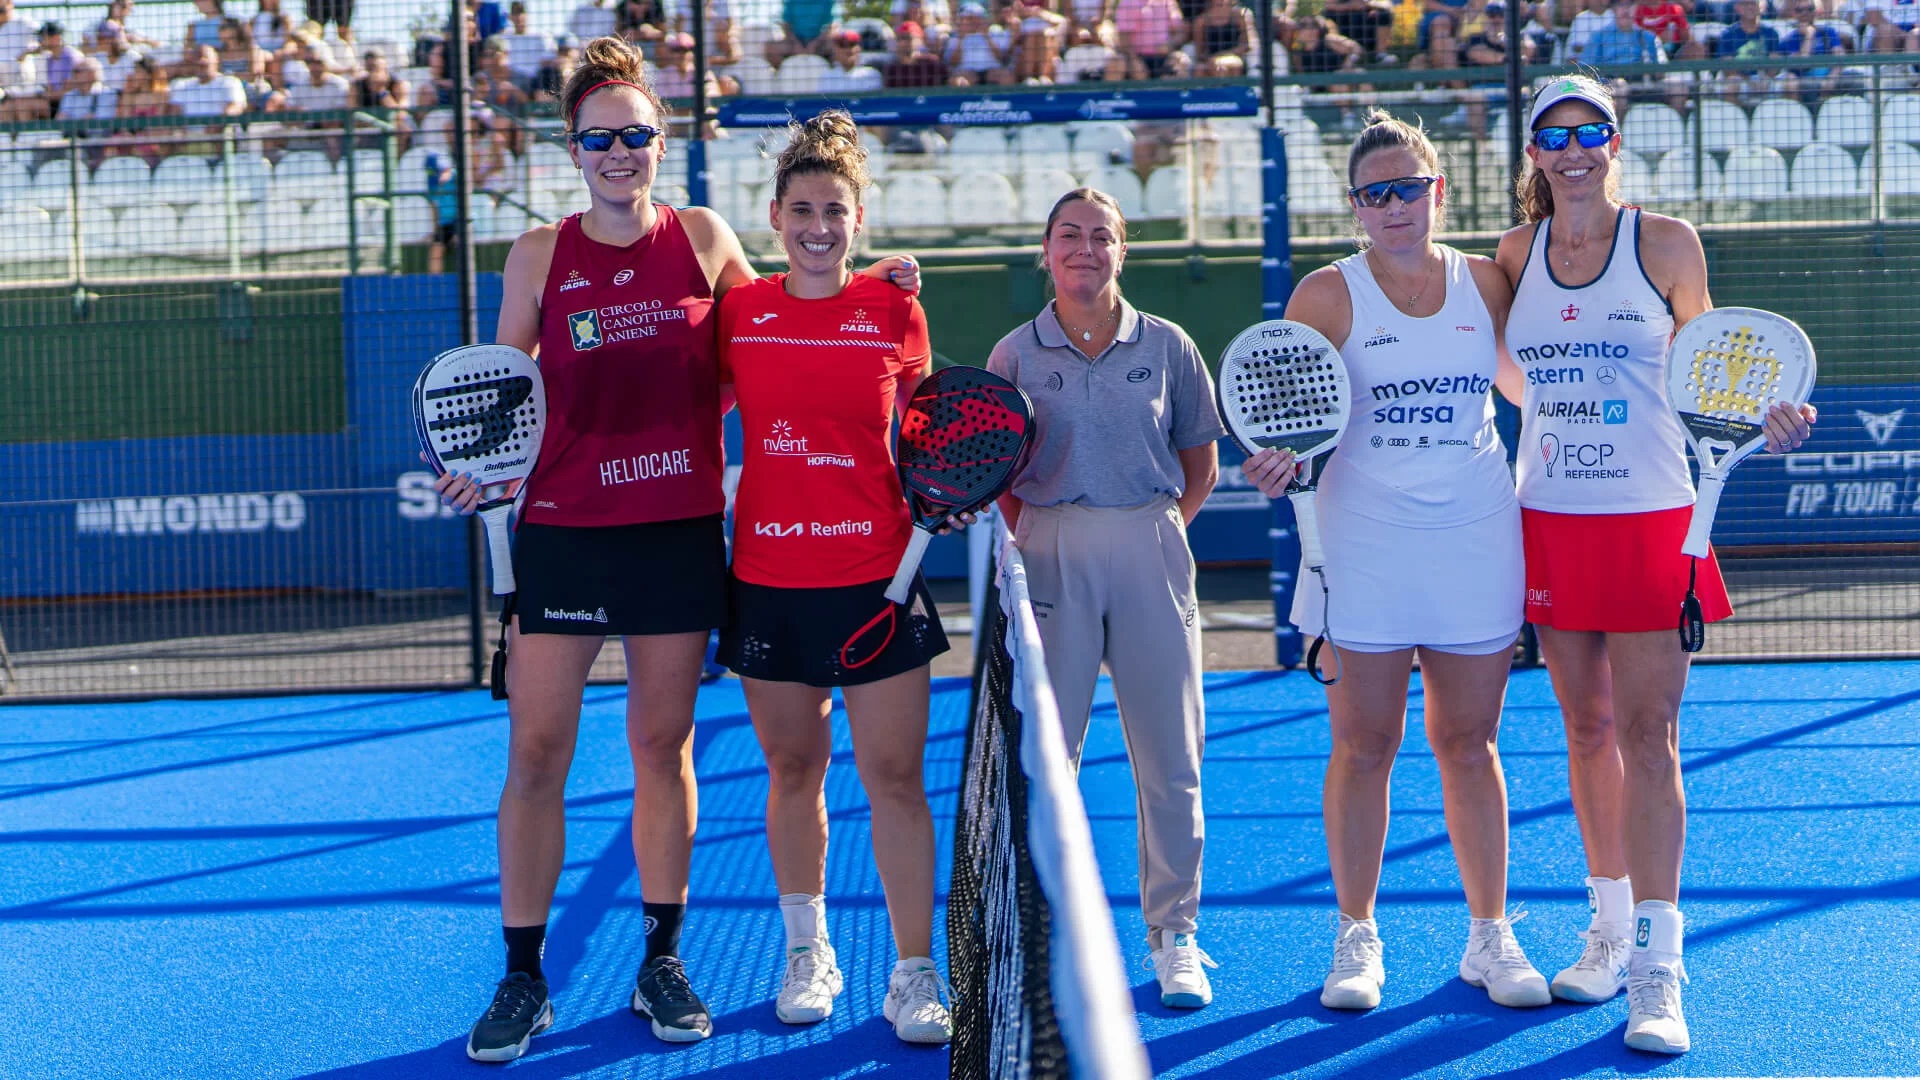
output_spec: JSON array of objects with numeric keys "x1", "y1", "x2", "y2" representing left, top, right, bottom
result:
[
  {"x1": 720, "y1": 274, "x2": 931, "y2": 589},
  {"x1": 524, "y1": 206, "x2": 725, "y2": 527}
]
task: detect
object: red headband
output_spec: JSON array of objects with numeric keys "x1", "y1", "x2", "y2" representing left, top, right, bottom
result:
[{"x1": 569, "y1": 79, "x2": 648, "y2": 123}]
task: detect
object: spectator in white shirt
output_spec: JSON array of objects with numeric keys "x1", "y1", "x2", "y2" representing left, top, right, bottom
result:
[
  {"x1": 250, "y1": 0, "x2": 289, "y2": 51},
  {"x1": 288, "y1": 45, "x2": 346, "y2": 108},
  {"x1": 93, "y1": 21, "x2": 142, "y2": 90},
  {"x1": 56, "y1": 55, "x2": 117, "y2": 123},
  {"x1": 1564, "y1": 0, "x2": 1613, "y2": 59},
  {"x1": 819, "y1": 26, "x2": 884, "y2": 89},
  {"x1": 944, "y1": 1, "x2": 1013, "y2": 84},
  {"x1": 499, "y1": 1, "x2": 552, "y2": 83},
  {"x1": 570, "y1": 0, "x2": 618, "y2": 39},
  {"x1": 170, "y1": 43, "x2": 247, "y2": 115}
]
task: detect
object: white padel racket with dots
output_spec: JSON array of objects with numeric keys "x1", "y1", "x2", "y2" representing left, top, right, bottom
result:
[
  {"x1": 1666, "y1": 307, "x2": 1816, "y2": 651},
  {"x1": 411, "y1": 344, "x2": 548, "y2": 596},
  {"x1": 1216, "y1": 319, "x2": 1352, "y2": 683}
]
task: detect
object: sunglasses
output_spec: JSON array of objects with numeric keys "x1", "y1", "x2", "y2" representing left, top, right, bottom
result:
[
  {"x1": 569, "y1": 124, "x2": 662, "y2": 152},
  {"x1": 1347, "y1": 175, "x2": 1440, "y2": 208},
  {"x1": 1531, "y1": 122, "x2": 1616, "y2": 151}
]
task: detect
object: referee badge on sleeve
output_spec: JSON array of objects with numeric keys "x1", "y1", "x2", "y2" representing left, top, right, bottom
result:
[{"x1": 569, "y1": 309, "x2": 603, "y2": 351}]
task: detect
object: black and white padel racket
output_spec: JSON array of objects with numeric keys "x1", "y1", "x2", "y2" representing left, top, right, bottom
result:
[
  {"x1": 1216, "y1": 319, "x2": 1352, "y2": 684},
  {"x1": 411, "y1": 343, "x2": 547, "y2": 596},
  {"x1": 1666, "y1": 307, "x2": 1816, "y2": 651},
  {"x1": 839, "y1": 365, "x2": 1034, "y2": 670}
]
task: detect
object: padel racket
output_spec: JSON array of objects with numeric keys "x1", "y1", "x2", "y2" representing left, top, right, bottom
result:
[
  {"x1": 1666, "y1": 307, "x2": 1815, "y2": 651},
  {"x1": 411, "y1": 343, "x2": 547, "y2": 596},
  {"x1": 840, "y1": 365, "x2": 1033, "y2": 669},
  {"x1": 1216, "y1": 320, "x2": 1352, "y2": 683}
]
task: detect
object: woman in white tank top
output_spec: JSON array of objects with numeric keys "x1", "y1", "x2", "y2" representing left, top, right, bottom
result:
[
  {"x1": 1242, "y1": 110, "x2": 1548, "y2": 1014},
  {"x1": 1493, "y1": 75, "x2": 1815, "y2": 1056}
]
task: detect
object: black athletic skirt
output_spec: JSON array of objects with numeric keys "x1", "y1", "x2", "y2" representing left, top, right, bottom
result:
[
  {"x1": 716, "y1": 573, "x2": 950, "y2": 687},
  {"x1": 511, "y1": 515, "x2": 727, "y2": 636}
]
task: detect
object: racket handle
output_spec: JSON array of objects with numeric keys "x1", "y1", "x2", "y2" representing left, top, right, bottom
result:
[
  {"x1": 1288, "y1": 489, "x2": 1327, "y2": 572},
  {"x1": 1682, "y1": 473, "x2": 1725, "y2": 559},
  {"x1": 480, "y1": 504, "x2": 516, "y2": 595},
  {"x1": 884, "y1": 526, "x2": 935, "y2": 604}
]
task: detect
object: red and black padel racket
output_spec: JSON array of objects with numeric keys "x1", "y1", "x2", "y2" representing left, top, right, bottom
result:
[{"x1": 839, "y1": 365, "x2": 1034, "y2": 669}]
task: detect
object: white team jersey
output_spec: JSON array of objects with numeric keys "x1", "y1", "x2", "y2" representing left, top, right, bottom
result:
[
  {"x1": 1320, "y1": 245, "x2": 1516, "y2": 528},
  {"x1": 1289, "y1": 245, "x2": 1521, "y2": 647},
  {"x1": 1510, "y1": 208, "x2": 1695, "y2": 513}
]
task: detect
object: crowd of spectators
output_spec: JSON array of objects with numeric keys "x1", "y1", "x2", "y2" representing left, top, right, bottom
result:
[{"x1": 1, "y1": 0, "x2": 1913, "y2": 155}]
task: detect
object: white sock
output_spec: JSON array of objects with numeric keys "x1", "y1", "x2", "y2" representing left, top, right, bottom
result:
[
  {"x1": 1632, "y1": 900, "x2": 1684, "y2": 968},
  {"x1": 892, "y1": 956, "x2": 936, "y2": 977},
  {"x1": 779, "y1": 893, "x2": 827, "y2": 947},
  {"x1": 1588, "y1": 875, "x2": 1634, "y2": 927}
]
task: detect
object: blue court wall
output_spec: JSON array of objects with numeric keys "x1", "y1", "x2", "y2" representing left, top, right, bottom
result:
[{"x1": 4, "y1": 276, "x2": 1914, "y2": 600}]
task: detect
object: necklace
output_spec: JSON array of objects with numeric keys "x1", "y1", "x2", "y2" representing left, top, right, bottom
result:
[
  {"x1": 1369, "y1": 249, "x2": 1438, "y2": 308},
  {"x1": 1057, "y1": 301, "x2": 1121, "y2": 343}
]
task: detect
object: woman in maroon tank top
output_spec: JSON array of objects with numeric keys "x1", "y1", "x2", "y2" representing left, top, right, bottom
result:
[{"x1": 433, "y1": 37, "x2": 922, "y2": 1060}]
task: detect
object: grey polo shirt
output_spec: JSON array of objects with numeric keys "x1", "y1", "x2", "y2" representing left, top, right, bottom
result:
[{"x1": 987, "y1": 299, "x2": 1227, "y2": 509}]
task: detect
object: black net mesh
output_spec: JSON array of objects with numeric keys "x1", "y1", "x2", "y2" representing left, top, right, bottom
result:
[{"x1": 949, "y1": 562, "x2": 1069, "y2": 1080}]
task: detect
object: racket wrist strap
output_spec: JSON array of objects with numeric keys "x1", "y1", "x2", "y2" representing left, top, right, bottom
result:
[
  {"x1": 491, "y1": 593, "x2": 516, "y2": 700},
  {"x1": 1677, "y1": 560, "x2": 1704, "y2": 654}
]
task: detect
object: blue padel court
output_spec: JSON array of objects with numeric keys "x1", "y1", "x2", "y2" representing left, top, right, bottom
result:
[{"x1": 7, "y1": 662, "x2": 1920, "y2": 1079}]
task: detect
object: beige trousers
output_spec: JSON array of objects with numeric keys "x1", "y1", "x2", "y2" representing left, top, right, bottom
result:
[{"x1": 1014, "y1": 496, "x2": 1207, "y2": 937}]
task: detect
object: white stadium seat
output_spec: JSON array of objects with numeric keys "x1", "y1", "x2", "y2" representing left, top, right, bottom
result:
[
  {"x1": 1882, "y1": 93, "x2": 1920, "y2": 146},
  {"x1": 1, "y1": 203, "x2": 60, "y2": 267},
  {"x1": 1613, "y1": 150, "x2": 1655, "y2": 204},
  {"x1": 1653, "y1": 148, "x2": 1724, "y2": 200},
  {"x1": 949, "y1": 171, "x2": 1016, "y2": 227},
  {"x1": 91, "y1": 155, "x2": 151, "y2": 188},
  {"x1": 1722, "y1": 145, "x2": 1789, "y2": 198},
  {"x1": 1750, "y1": 99, "x2": 1813, "y2": 152},
  {"x1": 945, "y1": 128, "x2": 1014, "y2": 175},
  {"x1": 1210, "y1": 163, "x2": 1263, "y2": 217},
  {"x1": 872, "y1": 173, "x2": 947, "y2": 228},
  {"x1": 1142, "y1": 165, "x2": 1189, "y2": 219},
  {"x1": 1880, "y1": 142, "x2": 1920, "y2": 195},
  {"x1": 1815, "y1": 95, "x2": 1874, "y2": 147},
  {"x1": 1687, "y1": 99, "x2": 1750, "y2": 153},
  {"x1": 1017, "y1": 168, "x2": 1078, "y2": 223},
  {"x1": 1789, "y1": 142, "x2": 1860, "y2": 196},
  {"x1": 1013, "y1": 126, "x2": 1070, "y2": 170},
  {"x1": 1623, "y1": 103, "x2": 1687, "y2": 157},
  {"x1": 1070, "y1": 122, "x2": 1135, "y2": 173},
  {"x1": 1081, "y1": 166, "x2": 1144, "y2": 218}
]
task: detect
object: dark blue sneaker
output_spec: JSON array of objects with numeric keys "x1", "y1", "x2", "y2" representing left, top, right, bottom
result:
[
  {"x1": 631, "y1": 957, "x2": 713, "y2": 1043},
  {"x1": 466, "y1": 972, "x2": 553, "y2": 1062}
]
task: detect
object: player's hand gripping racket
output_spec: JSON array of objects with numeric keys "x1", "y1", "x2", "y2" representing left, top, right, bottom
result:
[
  {"x1": 412, "y1": 343, "x2": 548, "y2": 595},
  {"x1": 1666, "y1": 307, "x2": 1815, "y2": 652},
  {"x1": 839, "y1": 366, "x2": 1034, "y2": 669},
  {"x1": 1216, "y1": 320, "x2": 1352, "y2": 684}
]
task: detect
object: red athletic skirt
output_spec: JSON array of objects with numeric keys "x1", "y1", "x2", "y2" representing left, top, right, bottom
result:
[{"x1": 1521, "y1": 506, "x2": 1733, "y2": 633}]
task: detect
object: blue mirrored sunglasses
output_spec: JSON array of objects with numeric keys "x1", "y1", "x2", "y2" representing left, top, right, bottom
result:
[
  {"x1": 1347, "y1": 175, "x2": 1440, "y2": 208},
  {"x1": 569, "y1": 124, "x2": 662, "y2": 152},
  {"x1": 1532, "y1": 122, "x2": 1616, "y2": 152}
]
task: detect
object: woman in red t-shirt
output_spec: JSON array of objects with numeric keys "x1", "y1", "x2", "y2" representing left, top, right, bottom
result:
[
  {"x1": 713, "y1": 110, "x2": 954, "y2": 1046},
  {"x1": 432, "y1": 39, "x2": 921, "y2": 1062}
]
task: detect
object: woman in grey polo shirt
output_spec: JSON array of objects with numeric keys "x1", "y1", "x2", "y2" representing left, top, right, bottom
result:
[{"x1": 986, "y1": 187, "x2": 1227, "y2": 1010}]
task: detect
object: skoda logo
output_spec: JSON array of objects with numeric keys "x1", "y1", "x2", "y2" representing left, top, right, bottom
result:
[
  {"x1": 1044, "y1": 372, "x2": 1064, "y2": 392},
  {"x1": 1127, "y1": 367, "x2": 1151, "y2": 383}
]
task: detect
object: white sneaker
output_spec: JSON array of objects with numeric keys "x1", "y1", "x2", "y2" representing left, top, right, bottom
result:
[
  {"x1": 1551, "y1": 920, "x2": 1632, "y2": 1003},
  {"x1": 884, "y1": 958, "x2": 952, "y2": 1044},
  {"x1": 775, "y1": 939, "x2": 843, "y2": 1024},
  {"x1": 1320, "y1": 914, "x2": 1385, "y2": 1010},
  {"x1": 1459, "y1": 911, "x2": 1551, "y2": 1007},
  {"x1": 1147, "y1": 932, "x2": 1218, "y2": 1008},
  {"x1": 1625, "y1": 958, "x2": 1690, "y2": 1054}
]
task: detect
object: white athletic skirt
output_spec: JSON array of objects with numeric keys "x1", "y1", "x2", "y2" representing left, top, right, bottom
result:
[{"x1": 1289, "y1": 497, "x2": 1524, "y2": 650}]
